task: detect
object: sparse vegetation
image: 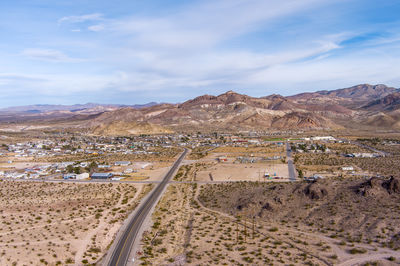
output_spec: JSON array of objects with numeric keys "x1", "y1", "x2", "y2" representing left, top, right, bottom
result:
[{"x1": 0, "y1": 181, "x2": 144, "y2": 265}]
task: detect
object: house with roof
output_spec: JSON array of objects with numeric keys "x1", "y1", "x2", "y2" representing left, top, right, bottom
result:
[
  {"x1": 115, "y1": 161, "x2": 131, "y2": 166},
  {"x1": 91, "y1": 172, "x2": 113, "y2": 179}
]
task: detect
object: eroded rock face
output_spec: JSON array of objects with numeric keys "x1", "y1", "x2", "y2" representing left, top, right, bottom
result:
[
  {"x1": 357, "y1": 176, "x2": 400, "y2": 196},
  {"x1": 383, "y1": 176, "x2": 400, "y2": 194},
  {"x1": 303, "y1": 182, "x2": 328, "y2": 200},
  {"x1": 199, "y1": 178, "x2": 400, "y2": 250},
  {"x1": 257, "y1": 201, "x2": 276, "y2": 218},
  {"x1": 357, "y1": 177, "x2": 384, "y2": 196},
  {"x1": 235, "y1": 197, "x2": 251, "y2": 211}
]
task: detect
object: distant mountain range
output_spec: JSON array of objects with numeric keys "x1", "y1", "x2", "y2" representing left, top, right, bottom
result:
[
  {"x1": 1, "y1": 84, "x2": 399, "y2": 134},
  {"x1": 0, "y1": 102, "x2": 160, "y2": 113}
]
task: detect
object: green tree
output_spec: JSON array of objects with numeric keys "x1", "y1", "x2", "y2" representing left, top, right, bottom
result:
[
  {"x1": 66, "y1": 165, "x2": 74, "y2": 173},
  {"x1": 297, "y1": 169, "x2": 304, "y2": 179},
  {"x1": 88, "y1": 161, "x2": 98, "y2": 172},
  {"x1": 73, "y1": 167, "x2": 81, "y2": 174}
]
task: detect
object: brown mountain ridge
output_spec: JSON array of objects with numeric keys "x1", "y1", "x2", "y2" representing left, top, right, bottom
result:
[{"x1": 1, "y1": 84, "x2": 399, "y2": 135}]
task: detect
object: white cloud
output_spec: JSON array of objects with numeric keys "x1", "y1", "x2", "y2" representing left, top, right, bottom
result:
[
  {"x1": 0, "y1": 72, "x2": 120, "y2": 95},
  {"x1": 241, "y1": 50, "x2": 400, "y2": 93},
  {"x1": 0, "y1": 73, "x2": 47, "y2": 85},
  {"x1": 88, "y1": 24, "x2": 104, "y2": 32},
  {"x1": 110, "y1": 0, "x2": 323, "y2": 50},
  {"x1": 58, "y1": 13, "x2": 103, "y2": 24},
  {"x1": 95, "y1": 0, "x2": 399, "y2": 94},
  {"x1": 92, "y1": 0, "x2": 345, "y2": 88},
  {"x1": 3, "y1": 0, "x2": 400, "y2": 105},
  {"x1": 21, "y1": 49, "x2": 80, "y2": 62}
]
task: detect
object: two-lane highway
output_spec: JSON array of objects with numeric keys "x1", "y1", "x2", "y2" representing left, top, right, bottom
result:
[
  {"x1": 107, "y1": 148, "x2": 188, "y2": 266},
  {"x1": 286, "y1": 142, "x2": 297, "y2": 181}
]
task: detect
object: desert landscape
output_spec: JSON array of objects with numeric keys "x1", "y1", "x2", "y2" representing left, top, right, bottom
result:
[
  {"x1": 0, "y1": 181, "x2": 152, "y2": 265},
  {"x1": 135, "y1": 174, "x2": 400, "y2": 265},
  {"x1": 1, "y1": 124, "x2": 400, "y2": 265},
  {"x1": 1, "y1": 84, "x2": 400, "y2": 136},
  {"x1": 1, "y1": 2, "x2": 400, "y2": 265},
  {"x1": 1, "y1": 114, "x2": 400, "y2": 265}
]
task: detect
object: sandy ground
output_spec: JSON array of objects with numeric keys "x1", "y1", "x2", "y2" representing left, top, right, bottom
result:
[
  {"x1": 195, "y1": 162, "x2": 289, "y2": 182},
  {"x1": 0, "y1": 125, "x2": 50, "y2": 132},
  {"x1": 0, "y1": 161, "x2": 51, "y2": 169},
  {"x1": 136, "y1": 181, "x2": 400, "y2": 265},
  {"x1": 0, "y1": 181, "x2": 146, "y2": 265},
  {"x1": 136, "y1": 184, "x2": 194, "y2": 265},
  {"x1": 140, "y1": 166, "x2": 170, "y2": 181},
  {"x1": 119, "y1": 162, "x2": 171, "y2": 182},
  {"x1": 198, "y1": 194, "x2": 400, "y2": 266},
  {"x1": 136, "y1": 183, "x2": 327, "y2": 265}
]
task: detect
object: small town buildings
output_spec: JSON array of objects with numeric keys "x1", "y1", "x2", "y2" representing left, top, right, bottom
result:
[
  {"x1": 59, "y1": 162, "x2": 74, "y2": 168},
  {"x1": 76, "y1": 173, "x2": 89, "y2": 180},
  {"x1": 63, "y1": 173, "x2": 76, "y2": 180},
  {"x1": 124, "y1": 168, "x2": 136, "y2": 174},
  {"x1": 352, "y1": 153, "x2": 380, "y2": 158},
  {"x1": 342, "y1": 166, "x2": 354, "y2": 171},
  {"x1": 311, "y1": 136, "x2": 336, "y2": 141},
  {"x1": 114, "y1": 161, "x2": 131, "y2": 166},
  {"x1": 217, "y1": 156, "x2": 228, "y2": 162},
  {"x1": 91, "y1": 173, "x2": 113, "y2": 179}
]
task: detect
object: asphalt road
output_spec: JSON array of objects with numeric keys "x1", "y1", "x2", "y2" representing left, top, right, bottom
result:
[
  {"x1": 107, "y1": 148, "x2": 188, "y2": 266},
  {"x1": 286, "y1": 142, "x2": 297, "y2": 181},
  {"x1": 1, "y1": 178, "x2": 293, "y2": 185}
]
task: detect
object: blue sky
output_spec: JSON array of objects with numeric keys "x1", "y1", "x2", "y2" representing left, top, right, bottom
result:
[{"x1": 1, "y1": 0, "x2": 400, "y2": 107}]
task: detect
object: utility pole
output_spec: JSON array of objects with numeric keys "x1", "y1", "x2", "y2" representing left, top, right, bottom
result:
[
  {"x1": 236, "y1": 220, "x2": 238, "y2": 244},
  {"x1": 236, "y1": 216, "x2": 239, "y2": 244},
  {"x1": 244, "y1": 219, "x2": 247, "y2": 242},
  {"x1": 252, "y1": 216, "x2": 255, "y2": 239}
]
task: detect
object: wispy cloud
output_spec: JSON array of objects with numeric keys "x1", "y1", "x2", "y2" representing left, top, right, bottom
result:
[
  {"x1": 1, "y1": 0, "x2": 400, "y2": 106},
  {"x1": 21, "y1": 49, "x2": 81, "y2": 63},
  {"x1": 58, "y1": 13, "x2": 103, "y2": 24},
  {"x1": 110, "y1": 0, "x2": 324, "y2": 50},
  {"x1": 88, "y1": 24, "x2": 104, "y2": 32},
  {"x1": 0, "y1": 73, "x2": 46, "y2": 83},
  {"x1": 91, "y1": 0, "x2": 345, "y2": 91}
]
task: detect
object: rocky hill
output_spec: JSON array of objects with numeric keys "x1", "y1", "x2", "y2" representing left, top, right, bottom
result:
[
  {"x1": 77, "y1": 90, "x2": 348, "y2": 134},
  {"x1": 290, "y1": 84, "x2": 397, "y2": 102},
  {"x1": 317, "y1": 84, "x2": 397, "y2": 101},
  {"x1": 1, "y1": 83, "x2": 399, "y2": 134},
  {"x1": 198, "y1": 177, "x2": 400, "y2": 248},
  {"x1": 362, "y1": 92, "x2": 400, "y2": 111}
]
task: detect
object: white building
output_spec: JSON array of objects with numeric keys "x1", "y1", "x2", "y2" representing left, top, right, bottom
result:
[
  {"x1": 115, "y1": 161, "x2": 131, "y2": 166},
  {"x1": 311, "y1": 136, "x2": 336, "y2": 141},
  {"x1": 76, "y1": 173, "x2": 89, "y2": 180},
  {"x1": 342, "y1": 166, "x2": 354, "y2": 171}
]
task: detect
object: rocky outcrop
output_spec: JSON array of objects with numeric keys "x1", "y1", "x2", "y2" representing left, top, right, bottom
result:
[
  {"x1": 383, "y1": 176, "x2": 400, "y2": 194},
  {"x1": 303, "y1": 182, "x2": 328, "y2": 200},
  {"x1": 357, "y1": 176, "x2": 400, "y2": 196}
]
